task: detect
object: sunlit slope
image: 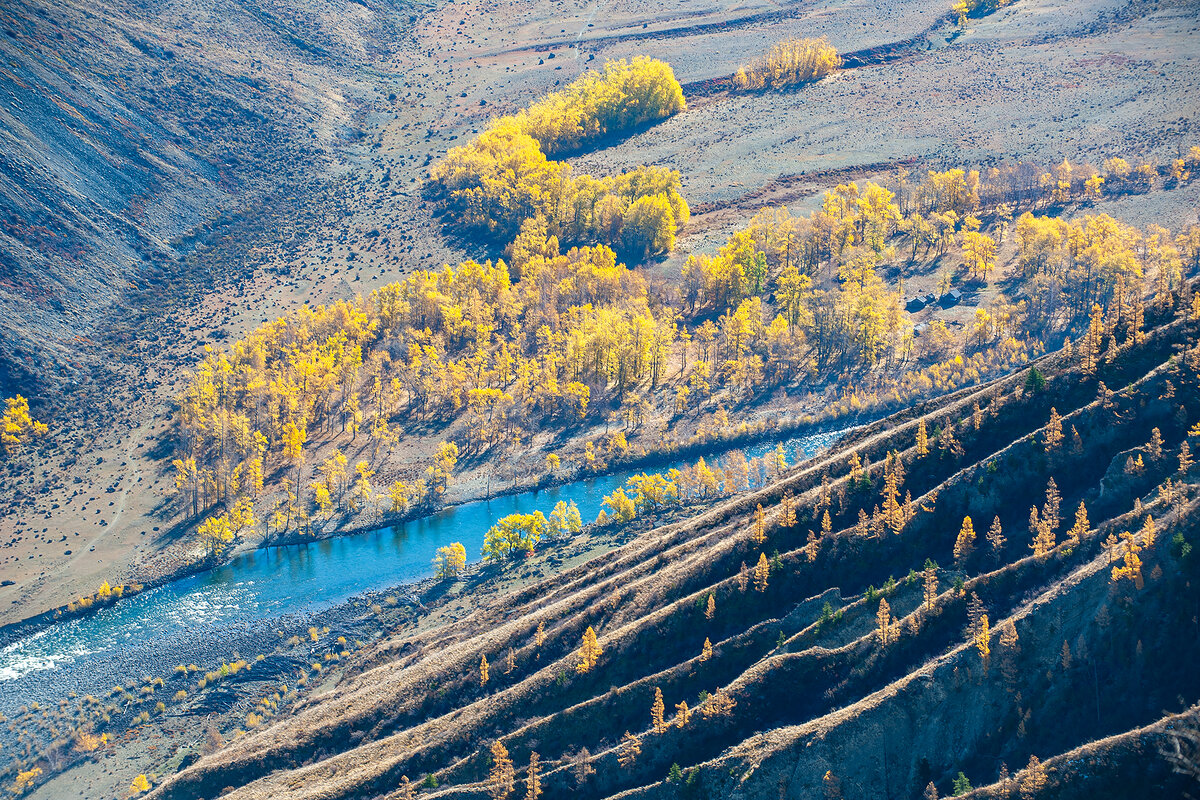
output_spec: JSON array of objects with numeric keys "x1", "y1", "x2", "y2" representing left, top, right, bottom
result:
[{"x1": 150, "y1": 285, "x2": 1200, "y2": 799}]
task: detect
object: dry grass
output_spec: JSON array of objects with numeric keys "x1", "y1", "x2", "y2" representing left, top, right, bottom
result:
[{"x1": 127, "y1": 297, "x2": 1200, "y2": 800}]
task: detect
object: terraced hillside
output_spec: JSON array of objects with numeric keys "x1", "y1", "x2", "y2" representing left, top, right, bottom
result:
[
  {"x1": 132, "y1": 283, "x2": 1200, "y2": 799},
  {"x1": 2, "y1": 0, "x2": 1199, "y2": 795}
]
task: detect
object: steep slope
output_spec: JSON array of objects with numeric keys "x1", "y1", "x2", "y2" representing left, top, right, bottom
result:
[
  {"x1": 0, "y1": 0, "x2": 407, "y2": 402},
  {"x1": 133, "y1": 287, "x2": 1200, "y2": 799}
]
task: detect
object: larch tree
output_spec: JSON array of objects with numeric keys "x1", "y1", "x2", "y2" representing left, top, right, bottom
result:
[
  {"x1": 651, "y1": 687, "x2": 666, "y2": 733},
  {"x1": 702, "y1": 685, "x2": 737, "y2": 717},
  {"x1": 737, "y1": 561, "x2": 750, "y2": 592},
  {"x1": 923, "y1": 564, "x2": 939, "y2": 610},
  {"x1": 489, "y1": 741, "x2": 516, "y2": 799},
  {"x1": 1030, "y1": 506, "x2": 1055, "y2": 557},
  {"x1": 752, "y1": 504, "x2": 767, "y2": 545},
  {"x1": 525, "y1": 752, "x2": 542, "y2": 800},
  {"x1": 1111, "y1": 531, "x2": 1144, "y2": 589},
  {"x1": 1067, "y1": 501, "x2": 1089, "y2": 543},
  {"x1": 282, "y1": 421, "x2": 307, "y2": 491},
  {"x1": 806, "y1": 529, "x2": 819, "y2": 562},
  {"x1": 877, "y1": 597, "x2": 894, "y2": 646},
  {"x1": 1180, "y1": 441, "x2": 1193, "y2": 473},
  {"x1": 975, "y1": 614, "x2": 990, "y2": 664},
  {"x1": 754, "y1": 552, "x2": 770, "y2": 592},
  {"x1": 1019, "y1": 755, "x2": 1047, "y2": 800},
  {"x1": 1043, "y1": 478, "x2": 1061, "y2": 533},
  {"x1": 940, "y1": 421, "x2": 963, "y2": 459},
  {"x1": 480, "y1": 654, "x2": 490, "y2": 686},
  {"x1": 1104, "y1": 532, "x2": 1120, "y2": 565},
  {"x1": 400, "y1": 776, "x2": 415, "y2": 800},
  {"x1": 986, "y1": 515, "x2": 1006, "y2": 556},
  {"x1": 1044, "y1": 408, "x2": 1063, "y2": 453},
  {"x1": 1140, "y1": 514, "x2": 1156, "y2": 548},
  {"x1": 882, "y1": 467, "x2": 903, "y2": 535},
  {"x1": 675, "y1": 700, "x2": 691, "y2": 728},
  {"x1": 535, "y1": 621, "x2": 546, "y2": 650},
  {"x1": 966, "y1": 591, "x2": 985, "y2": 640},
  {"x1": 916, "y1": 418, "x2": 929, "y2": 456},
  {"x1": 1148, "y1": 427, "x2": 1164, "y2": 461},
  {"x1": 617, "y1": 732, "x2": 641, "y2": 769},
  {"x1": 506, "y1": 648, "x2": 516, "y2": 675},
  {"x1": 705, "y1": 593, "x2": 716, "y2": 620},
  {"x1": 782, "y1": 491, "x2": 798, "y2": 528},
  {"x1": 954, "y1": 516, "x2": 976, "y2": 564},
  {"x1": 700, "y1": 637, "x2": 713, "y2": 662},
  {"x1": 577, "y1": 626, "x2": 602, "y2": 673}
]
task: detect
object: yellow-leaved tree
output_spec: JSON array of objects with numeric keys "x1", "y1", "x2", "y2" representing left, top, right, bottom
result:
[
  {"x1": 488, "y1": 740, "x2": 515, "y2": 799},
  {"x1": 733, "y1": 38, "x2": 841, "y2": 91},
  {"x1": 577, "y1": 625, "x2": 602, "y2": 673},
  {"x1": 434, "y1": 542, "x2": 467, "y2": 578},
  {"x1": 1, "y1": 395, "x2": 48, "y2": 457},
  {"x1": 651, "y1": 687, "x2": 666, "y2": 733},
  {"x1": 954, "y1": 516, "x2": 976, "y2": 564},
  {"x1": 754, "y1": 552, "x2": 770, "y2": 592}
]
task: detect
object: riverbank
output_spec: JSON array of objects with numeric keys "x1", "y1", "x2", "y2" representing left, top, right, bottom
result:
[
  {"x1": 0, "y1": 493, "x2": 669, "y2": 799},
  {"x1": 0, "y1": 416, "x2": 863, "y2": 648},
  {"x1": 0, "y1": 421, "x2": 849, "y2": 720}
]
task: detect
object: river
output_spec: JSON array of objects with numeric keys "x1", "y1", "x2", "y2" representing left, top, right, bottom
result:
[{"x1": 0, "y1": 428, "x2": 844, "y2": 712}]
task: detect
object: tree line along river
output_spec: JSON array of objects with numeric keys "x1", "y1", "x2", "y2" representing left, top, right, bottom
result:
[{"x1": 0, "y1": 428, "x2": 844, "y2": 713}]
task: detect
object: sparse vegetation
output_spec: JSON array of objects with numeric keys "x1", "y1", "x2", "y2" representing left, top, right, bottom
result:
[
  {"x1": 5, "y1": 1, "x2": 1200, "y2": 796},
  {"x1": 733, "y1": 38, "x2": 842, "y2": 91}
]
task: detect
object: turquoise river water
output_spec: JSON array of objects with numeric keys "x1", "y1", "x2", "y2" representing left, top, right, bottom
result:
[{"x1": 0, "y1": 428, "x2": 843, "y2": 709}]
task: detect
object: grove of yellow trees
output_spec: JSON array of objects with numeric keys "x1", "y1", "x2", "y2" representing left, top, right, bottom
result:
[
  {"x1": 1, "y1": 395, "x2": 48, "y2": 457},
  {"x1": 733, "y1": 38, "x2": 842, "y2": 91},
  {"x1": 510, "y1": 56, "x2": 686, "y2": 156},
  {"x1": 430, "y1": 57, "x2": 688, "y2": 254},
  {"x1": 171, "y1": 65, "x2": 1200, "y2": 569}
]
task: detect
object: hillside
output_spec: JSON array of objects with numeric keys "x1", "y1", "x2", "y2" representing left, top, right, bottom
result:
[
  {"x1": 107, "y1": 277, "x2": 1200, "y2": 800},
  {"x1": 2, "y1": 0, "x2": 1198, "y2": 627},
  {"x1": 1, "y1": 0, "x2": 1199, "y2": 796}
]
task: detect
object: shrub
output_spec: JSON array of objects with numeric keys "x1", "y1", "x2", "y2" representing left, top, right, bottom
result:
[{"x1": 733, "y1": 38, "x2": 841, "y2": 91}]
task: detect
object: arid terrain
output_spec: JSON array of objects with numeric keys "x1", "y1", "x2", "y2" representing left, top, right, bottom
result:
[{"x1": 1, "y1": 0, "x2": 1199, "y2": 796}]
